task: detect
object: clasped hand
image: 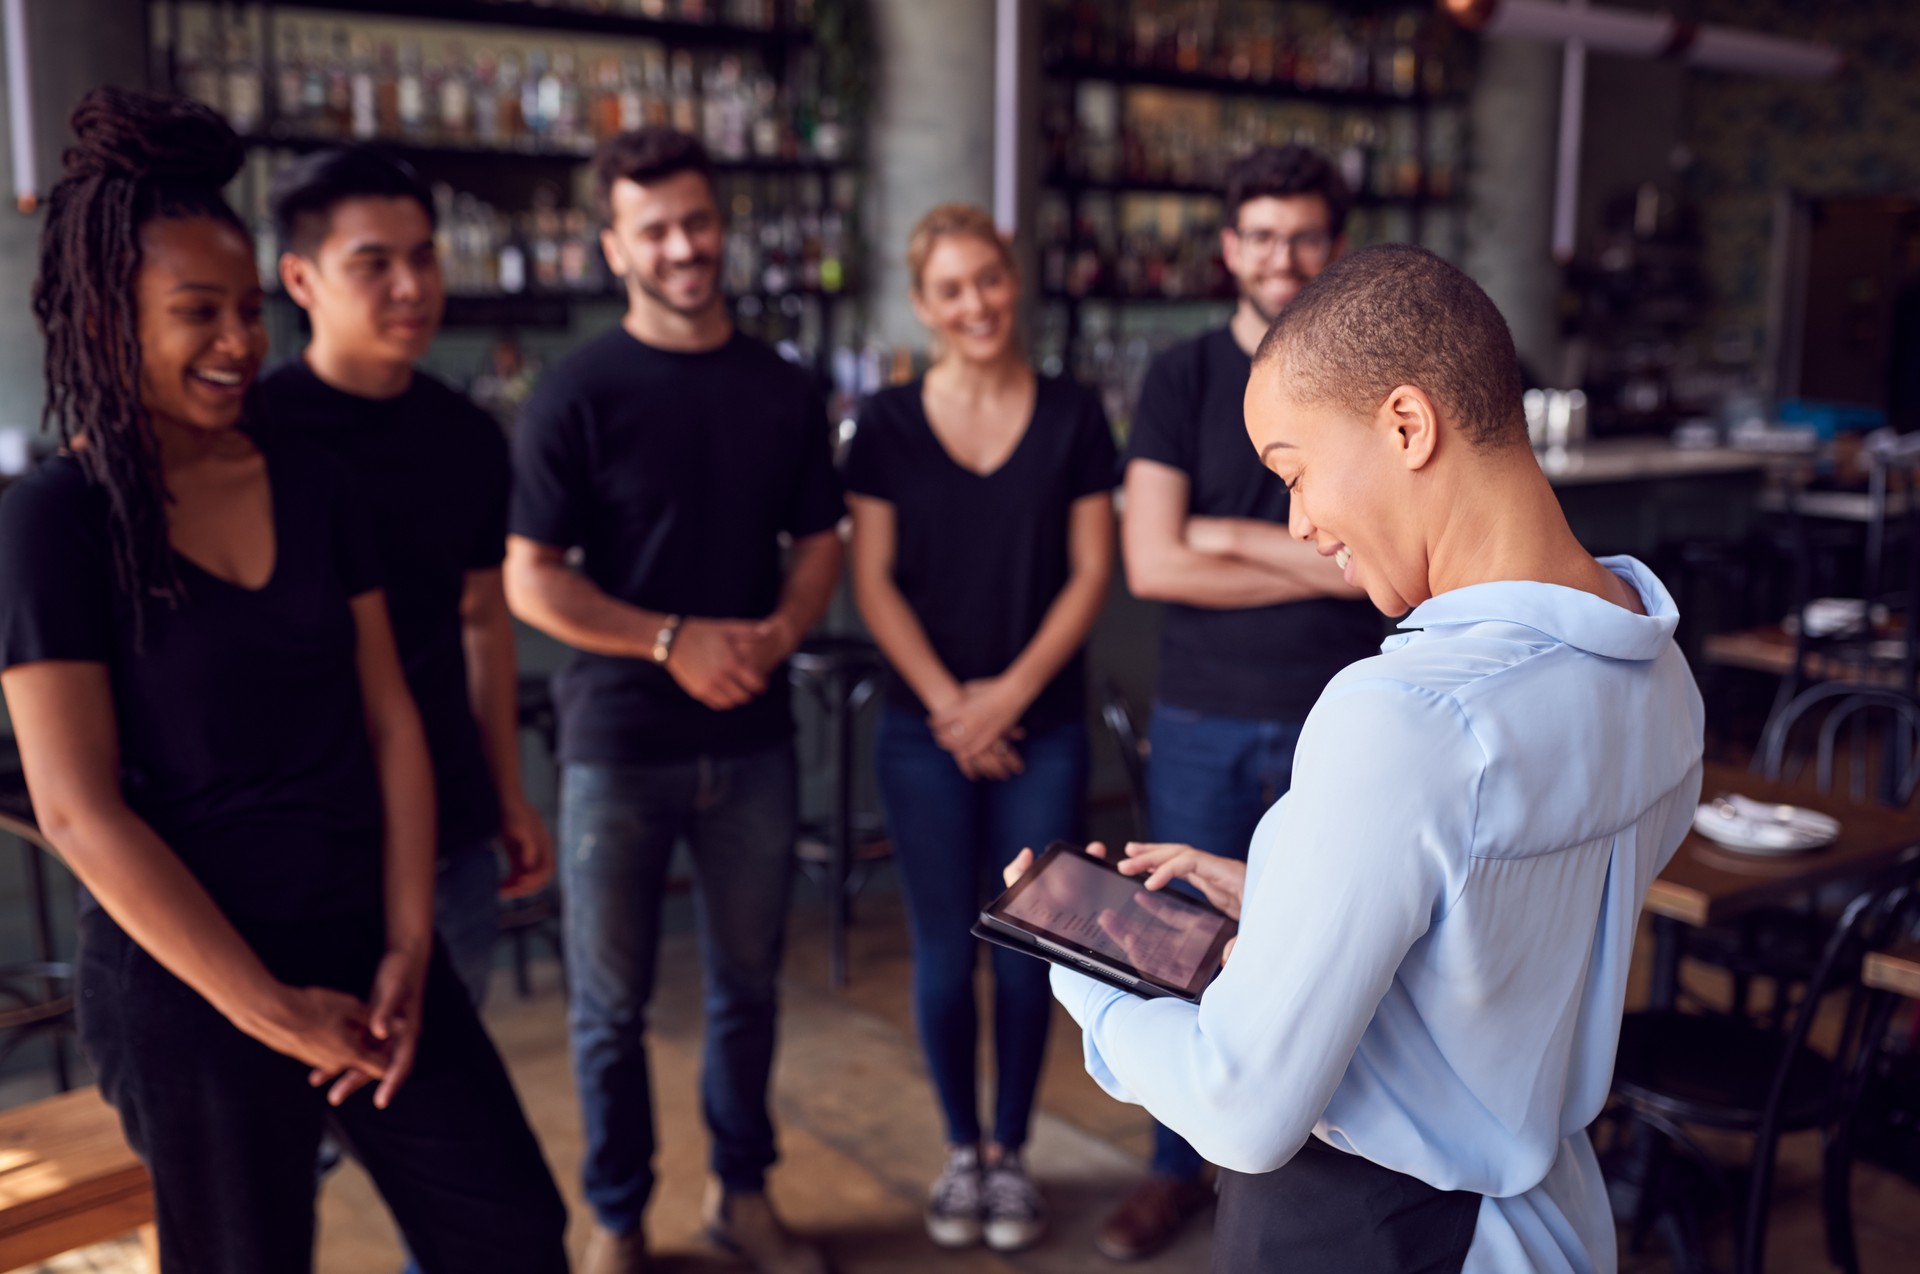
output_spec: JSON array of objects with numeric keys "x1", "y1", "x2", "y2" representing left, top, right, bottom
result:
[
  {"x1": 245, "y1": 946, "x2": 427, "y2": 1111},
  {"x1": 929, "y1": 678, "x2": 1027, "y2": 781},
  {"x1": 662, "y1": 613, "x2": 796, "y2": 711}
]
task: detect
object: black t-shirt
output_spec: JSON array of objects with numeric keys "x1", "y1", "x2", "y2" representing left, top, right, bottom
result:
[
  {"x1": 0, "y1": 437, "x2": 387, "y2": 931},
  {"x1": 845, "y1": 375, "x2": 1118, "y2": 730},
  {"x1": 1125, "y1": 327, "x2": 1384, "y2": 721},
  {"x1": 510, "y1": 327, "x2": 845, "y2": 764},
  {"x1": 256, "y1": 361, "x2": 507, "y2": 856}
]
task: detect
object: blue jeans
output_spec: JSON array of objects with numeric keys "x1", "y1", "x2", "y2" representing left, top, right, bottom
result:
[
  {"x1": 1145, "y1": 703, "x2": 1302, "y2": 1181},
  {"x1": 560, "y1": 743, "x2": 798, "y2": 1235},
  {"x1": 436, "y1": 838, "x2": 501, "y2": 1010},
  {"x1": 875, "y1": 705, "x2": 1087, "y2": 1151}
]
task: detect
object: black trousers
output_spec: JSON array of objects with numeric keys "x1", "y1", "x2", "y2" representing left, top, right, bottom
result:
[
  {"x1": 1213, "y1": 1136, "x2": 1480, "y2": 1273},
  {"x1": 76, "y1": 910, "x2": 569, "y2": 1274}
]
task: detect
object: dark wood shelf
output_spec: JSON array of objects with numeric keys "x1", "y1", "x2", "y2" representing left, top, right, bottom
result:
[
  {"x1": 265, "y1": 0, "x2": 800, "y2": 49},
  {"x1": 1043, "y1": 57, "x2": 1463, "y2": 108},
  {"x1": 242, "y1": 131, "x2": 846, "y2": 175},
  {"x1": 1042, "y1": 173, "x2": 1459, "y2": 206}
]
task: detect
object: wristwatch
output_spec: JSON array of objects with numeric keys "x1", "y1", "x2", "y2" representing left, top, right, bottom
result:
[{"x1": 651, "y1": 615, "x2": 683, "y2": 665}]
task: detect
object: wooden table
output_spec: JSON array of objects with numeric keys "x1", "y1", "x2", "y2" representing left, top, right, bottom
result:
[
  {"x1": 0, "y1": 1086, "x2": 152, "y2": 1271},
  {"x1": 1643, "y1": 760, "x2": 1920, "y2": 1005},
  {"x1": 1863, "y1": 943, "x2": 1920, "y2": 999}
]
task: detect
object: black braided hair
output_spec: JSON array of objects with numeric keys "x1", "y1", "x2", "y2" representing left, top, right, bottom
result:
[{"x1": 31, "y1": 87, "x2": 249, "y2": 617}]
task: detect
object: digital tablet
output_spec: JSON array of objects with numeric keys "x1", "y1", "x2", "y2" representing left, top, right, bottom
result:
[{"x1": 972, "y1": 842, "x2": 1237, "y2": 1003}]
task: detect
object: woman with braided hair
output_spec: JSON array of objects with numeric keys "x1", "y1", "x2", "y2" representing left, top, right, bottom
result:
[{"x1": 0, "y1": 88, "x2": 567, "y2": 1273}]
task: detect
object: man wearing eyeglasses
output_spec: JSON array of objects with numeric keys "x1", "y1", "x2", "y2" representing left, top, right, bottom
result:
[{"x1": 1099, "y1": 144, "x2": 1386, "y2": 1261}]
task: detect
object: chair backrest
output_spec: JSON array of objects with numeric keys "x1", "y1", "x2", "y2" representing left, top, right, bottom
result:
[
  {"x1": 1098, "y1": 679, "x2": 1148, "y2": 839},
  {"x1": 1756, "y1": 680, "x2": 1920, "y2": 806}
]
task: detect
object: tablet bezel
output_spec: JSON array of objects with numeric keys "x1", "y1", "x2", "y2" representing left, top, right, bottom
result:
[{"x1": 979, "y1": 841, "x2": 1237, "y2": 1001}]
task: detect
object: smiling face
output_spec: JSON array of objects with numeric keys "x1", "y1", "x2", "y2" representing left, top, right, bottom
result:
[
  {"x1": 911, "y1": 232, "x2": 1020, "y2": 364},
  {"x1": 135, "y1": 216, "x2": 268, "y2": 437},
  {"x1": 1222, "y1": 194, "x2": 1342, "y2": 323},
  {"x1": 601, "y1": 169, "x2": 725, "y2": 318},
  {"x1": 1245, "y1": 357, "x2": 1441, "y2": 617},
  {"x1": 281, "y1": 195, "x2": 444, "y2": 366}
]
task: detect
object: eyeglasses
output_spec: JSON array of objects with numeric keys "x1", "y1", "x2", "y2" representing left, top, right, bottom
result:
[{"x1": 1229, "y1": 227, "x2": 1334, "y2": 263}]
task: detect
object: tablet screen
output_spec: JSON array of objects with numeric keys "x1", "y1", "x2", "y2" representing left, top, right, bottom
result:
[{"x1": 1000, "y1": 849, "x2": 1229, "y2": 989}]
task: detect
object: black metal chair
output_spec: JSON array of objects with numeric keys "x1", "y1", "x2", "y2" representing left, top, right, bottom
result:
[
  {"x1": 0, "y1": 805, "x2": 75, "y2": 1095},
  {"x1": 788, "y1": 634, "x2": 890, "y2": 990},
  {"x1": 1681, "y1": 682, "x2": 1920, "y2": 1029},
  {"x1": 1608, "y1": 869, "x2": 1920, "y2": 1274},
  {"x1": 1098, "y1": 678, "x2": 1149, "y2": 841}
]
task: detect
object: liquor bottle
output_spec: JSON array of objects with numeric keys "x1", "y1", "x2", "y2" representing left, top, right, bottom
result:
[
  {"x1": 375, "y1": 42, "x2": 400, "y2": 138},
  {"x1": 669, "y1": 50, "x2": 698, "y2": 136},
  {"x1": 439, "y1": 45, "x2": 473, "y2": 143},
  {"x1": 551, "y1": 50, "x2": 582, "y2": 151},
  {"x1": 592, "y1": 58, "x2": 623, "y2": 141},
  {"x1": 617, "y1": 57, "x2": 645, "y2": 133},
  {"x1": 498, "y1": 52, "x2": 527, "y2": 145},
  {"x1": 559, "y1": 209, "x2": 592, "y2": 290},
  {"x1": 325, "y1": 29, "x2": 353, "y2": 138},
  {"x1": 275, "y1": 27, "x2": 306, "y2": 131},
  {"x1": 498, "y1": 215, "x2": 529, "y2": 294},
  {"x1": 531, "y1": 204, "x2": 562, "y2": 291},
  {"x1": 299, "y1": 26, "x2": 328, "y2": 128},
  {"x1": 523, "y1": 47, "x2": 551, "y2": 142},
  {"x1": 397, "y1": 41, "x2": 428, "y2": 140},
  {"x1": 348, "y1": 35, "x2": 377, "y2": 140},
  {"x1": 224, "y1": 28, "x2": 263, "y2": 134},
  {"x1": 180, "y1": 33, "x2": 221, "y2": 113},
  {"x1": 473, "y1": 50, "x2": 502, "y2": 146}
]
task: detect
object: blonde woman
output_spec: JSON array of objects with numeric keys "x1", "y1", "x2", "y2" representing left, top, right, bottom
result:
[{"x1": 845, "y1": 204, "x2": 1117, "y2": 1251}]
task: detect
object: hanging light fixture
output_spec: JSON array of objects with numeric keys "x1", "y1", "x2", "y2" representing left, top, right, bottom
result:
[
  {"x1": 4, "y1": 0, "x2": 36, "y2": 213},
  {"x1": 1438, "y1": 0, "x2": 1843, "y2": 79}
]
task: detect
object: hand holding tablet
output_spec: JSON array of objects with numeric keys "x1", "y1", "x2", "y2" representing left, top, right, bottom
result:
[{"x1": 979, "y1": 841, "x2": 1242, "y2": 1002}]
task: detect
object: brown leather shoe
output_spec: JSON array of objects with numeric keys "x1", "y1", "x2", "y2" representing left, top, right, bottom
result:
[
  {"x1": 702, "y1": 1179, "x2": 830, "y2": 1274},
  {"x1": 1095, "y1": 1174, "x2": 1215, "y2": 1261},
  {"x1": 581, "y1": 1222, "x2": 653, "y2": 1274}
]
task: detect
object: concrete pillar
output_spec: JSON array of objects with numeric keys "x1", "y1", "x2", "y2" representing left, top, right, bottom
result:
[
  {"x1": 0, "y1": 0, "x2": 150, "y2": 434},
  {"x1": 865, "y1": 0, "x2": 996, "y2": 348},
  {"x1": 1463, "y1": 36, "x2": 1565, "y2": 386}
]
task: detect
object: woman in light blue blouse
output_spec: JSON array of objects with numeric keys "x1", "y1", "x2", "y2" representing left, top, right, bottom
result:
[{"x1": 1008, "y1": 244, "x2": 1704, "y2": 1273}]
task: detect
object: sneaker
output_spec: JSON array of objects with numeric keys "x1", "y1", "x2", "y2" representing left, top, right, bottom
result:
[
  {"x1": 982, "y1": 1152, "x2": 1046, "y2": 1252},
  {"x1": 1094, "y1": 1174, "x2": 1214, "y2": 1261},
  {"x1": 925, "y1": 1145, "x2": 984, "y2": 1248},
  {"x1": 700, "y1": 1180, "x2": 829, "y2": 1274}
]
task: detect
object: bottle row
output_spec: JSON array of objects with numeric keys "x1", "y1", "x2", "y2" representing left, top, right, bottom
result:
[
  {"x1": 165, "y1": 12, "x2": 849, "y2": 161},
  {"x1": 1046, "y1": 86, "x2": 1464, "y2": 200},
  {"x1": 470, "y1": 0, "x2": 790, "y2": 26},
  {"x1": 1043, "y1": 0, "x2": 1466, "y2": 99},
  {"x1": 240, "y1": 163, "x2": 856, "y2": 301},
  {"x1": 1035, "y1": 192, "x2": 1462, "y2": 303}
]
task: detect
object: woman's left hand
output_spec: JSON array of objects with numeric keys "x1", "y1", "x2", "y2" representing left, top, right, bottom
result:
[{"x1": 311, "y1": 945, "x2": 427, "y2": 1110}]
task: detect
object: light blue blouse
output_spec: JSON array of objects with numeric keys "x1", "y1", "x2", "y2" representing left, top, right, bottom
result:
[{"x1": 1053, "y1": 556, "x2": 1704, "y2": 1273}]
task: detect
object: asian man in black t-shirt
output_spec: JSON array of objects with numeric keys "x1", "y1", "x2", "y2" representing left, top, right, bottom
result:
[
  {"x1": 505, "y1": 128, "x2": 842, "y2": 1274},
  {"x1": 1100, "y1": 145, "x2": 1385, "y2": 1260},
  {"x1": 258, "y1": 148, "x2": 555, "y2": 1022}
]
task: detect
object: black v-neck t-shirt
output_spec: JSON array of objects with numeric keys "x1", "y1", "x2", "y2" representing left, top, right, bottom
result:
[
  {"x1": 1125, "y1": 327, "x2": 1384, "y2": 721},
  {"x1": 256, "y1": 361, "x2": 508, "y2": 856},
  {"x1": 0, "y1": 437, "x2": 387, "y2": 931},
  {"x1": 844, "y1": 375, "x2": 1118, "y2": 730},
  {"x1": 510, "y1": 327, "x2": 845, "y2": 765}
]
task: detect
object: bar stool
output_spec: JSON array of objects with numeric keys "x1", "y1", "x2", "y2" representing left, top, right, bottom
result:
[
  {"x1": 500, "y1": 675, "x2": 565, "y2": 998},
  {"x1": 0, "y1": 778, "x2": 75, "y2": 1094},
  {"x1": 788, "y1": 634, "x2": 890, "y2": 990}
]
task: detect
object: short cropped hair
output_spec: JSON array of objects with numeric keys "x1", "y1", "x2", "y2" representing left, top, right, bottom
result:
[
  {"x1": 1224, "y1": 144, "x2": 1352, "y2": 238},
  {"x1": 906, "y1": 203, "x2": 1016, "y2": 293},
  {"x1": 269, "y1": 146, "x2": 434, "y2": 258},
  {"x1": 1254, "y1": 244, "x2": 1528, "y2": 449},
  {"x1": 592, "y1": 127, "x2": 714, "y2": 221}
]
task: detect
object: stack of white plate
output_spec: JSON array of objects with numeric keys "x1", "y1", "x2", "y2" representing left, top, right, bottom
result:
[{"x1": 1693, "y1": 794, "x2": 1841, "y2": 855}]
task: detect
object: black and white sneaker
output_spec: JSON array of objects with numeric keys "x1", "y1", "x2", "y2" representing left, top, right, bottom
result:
[
  {"x1": 982, "y1": 1152, "x2": 1046, "y2": 1252},
  {"x1": 926, "y1": 1145, "x2": 984, "y2": 1248}
]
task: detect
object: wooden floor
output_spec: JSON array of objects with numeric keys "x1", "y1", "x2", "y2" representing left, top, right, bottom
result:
[{"x1": 27, "y1": 886, "x2": 1920, "y2": 1273}]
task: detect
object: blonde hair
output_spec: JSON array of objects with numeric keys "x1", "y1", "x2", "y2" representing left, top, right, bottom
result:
[{"x1": 906, "y1": 203, "x2": 1016, "y2": 294}]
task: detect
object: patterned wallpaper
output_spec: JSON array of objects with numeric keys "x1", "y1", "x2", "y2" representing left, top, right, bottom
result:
[{"x1": 1688, "y1": 0, "x2": 1920, "y2": 355}]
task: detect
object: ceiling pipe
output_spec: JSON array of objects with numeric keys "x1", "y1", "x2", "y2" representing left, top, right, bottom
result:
[{"x1": 1439, "y1": 0, "x2": 1845, "y2": 80}]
